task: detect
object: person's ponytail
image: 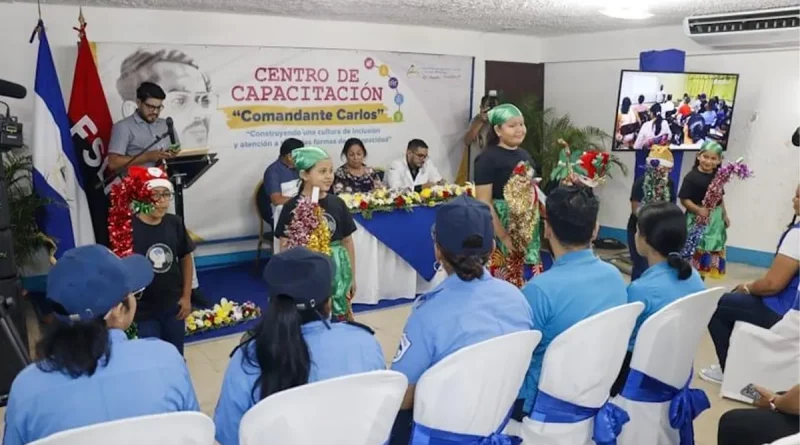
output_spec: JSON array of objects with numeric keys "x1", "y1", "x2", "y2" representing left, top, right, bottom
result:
[
  {"x1": 666, "y1": 252, "x2": 692, "y2": 280},
  {"x1": 245, "y1": 295, "x2": 311, "y2": 402},
  {"x1": 35, "y1": 318, "x2": 111, "y2": 378}
]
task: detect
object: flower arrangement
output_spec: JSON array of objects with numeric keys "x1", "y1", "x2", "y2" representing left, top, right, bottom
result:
[
  {"x1": 340, "y1": 183, "x2": 475, "y2": 218},
  {"x1": 681, "y1": 158, "x2": 753, "y2": 259},
  {"x1": 185, "y1": 298, "x2": 261, "y2": 335}
]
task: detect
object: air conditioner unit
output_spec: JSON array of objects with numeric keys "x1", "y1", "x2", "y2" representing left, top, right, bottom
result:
[{"x1": 684, "y1": 7, "x2": 800, "y2": 49}]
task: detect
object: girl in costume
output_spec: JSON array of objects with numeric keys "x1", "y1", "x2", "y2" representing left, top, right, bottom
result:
[
  {"x1": 275, "y1": 146, "x2": 358, "y2": 321},
  {"x1": 473, "y1": 103, "x2": 543, "y2": 287},
  {"x1": 678, "y1": 140, "x2": 729, "y2": 279},
  {"x1": 627, "y1": 141, "x2": 677, "y2": 280}
]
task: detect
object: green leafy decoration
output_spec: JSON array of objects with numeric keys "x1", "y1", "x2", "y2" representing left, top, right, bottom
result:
[{"x1": 4, "y1": 151, "x2": 54, "y2": 269}]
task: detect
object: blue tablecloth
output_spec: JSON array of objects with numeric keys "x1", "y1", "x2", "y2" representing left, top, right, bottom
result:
[{"x1": 355, "y1": 207, "x2": 437, "y2": 281}]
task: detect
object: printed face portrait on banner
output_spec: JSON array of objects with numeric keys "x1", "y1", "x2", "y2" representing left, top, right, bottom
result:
[{"x1": 116, "y1": 49, "x2": 215, "y2": 149}]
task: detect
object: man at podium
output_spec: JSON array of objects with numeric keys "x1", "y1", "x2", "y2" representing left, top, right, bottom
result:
[
  {"x1": 108, "y1": 82, "x2": 176, "y2": 170},
  {"x1": 108, "y1": 81, "x2": 209, "y2": 308}
]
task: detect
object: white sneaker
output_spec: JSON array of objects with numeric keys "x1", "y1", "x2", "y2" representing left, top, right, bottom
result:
[{"x1": 698, "y1": 364, "x2": 724, "y2": 384}]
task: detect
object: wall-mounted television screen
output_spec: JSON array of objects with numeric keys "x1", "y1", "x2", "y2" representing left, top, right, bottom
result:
[{"x1": 612, "y1": 70, "x2": 739, "y2": 151}]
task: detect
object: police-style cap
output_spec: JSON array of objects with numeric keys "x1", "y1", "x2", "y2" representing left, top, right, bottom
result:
[
  {"x1": 263, "y1": 247, "x2": 333, "y2": 311},
  {"x1": 47, "y1": 245, "x2": 154, "y2": 322},
  {"x1": 434, "y1": 195, "x2": 494, "y2": 255}
]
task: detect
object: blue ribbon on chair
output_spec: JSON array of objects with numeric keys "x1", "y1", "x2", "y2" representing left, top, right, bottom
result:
[
  {"x1": 410, "y1": 408, "x2": 521, "y2": 445},
  {"x1": 529, "y1": 391, "x2": 630, "y2": 445},
  {"x1": 619, "y1": 368, "x2": 710, "y2": 445}
]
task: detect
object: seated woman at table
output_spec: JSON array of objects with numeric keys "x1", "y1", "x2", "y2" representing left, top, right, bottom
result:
[
  {"x1": 214, "y1": 247, "x2": 385, "y2": 445},
  {"x1": 332, "y1": 138, "x2": 383, "y2": 194},
  {"x1": 275, "y1": 146, "x2": 358, "y2": 322},
  {"x1": 474, "y1": 103, "x2": 543, "y2": 286},
  {"x1": 699, "y1": 184, "x2": 800, "y2": 384}
]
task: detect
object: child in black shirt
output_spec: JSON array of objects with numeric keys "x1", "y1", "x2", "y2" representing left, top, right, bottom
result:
[
  {"x1": 275, "y1": 146, "x2": 357, "y2": 321},
  {"x1": 627, "y1": 145, "x2": 676, "y2": 280},
  {"x1": 132, "y1": 167, "x2": 195, "y2": 355}
]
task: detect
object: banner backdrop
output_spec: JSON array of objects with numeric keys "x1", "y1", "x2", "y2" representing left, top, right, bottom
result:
[{"x1": 93, "y1": 43, "x2": 473, "y2": 242}]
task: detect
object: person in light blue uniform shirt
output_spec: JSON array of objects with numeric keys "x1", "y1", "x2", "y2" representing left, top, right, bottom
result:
[
  {"x1": 214, "y1": 247, "x2": 385, "y2": 445},
  {"x1": 2, "y1": 245, "x2": 199, "y2": 445},
  {"x1": 514, "y1": 186, "x2": 627, "y2": 419},
  {"x1": 389, "y1": 195, "x2": 534, "y2": 445},
  {"x1": 610, "y1": 202, "x2": 705, "y2": 396}
]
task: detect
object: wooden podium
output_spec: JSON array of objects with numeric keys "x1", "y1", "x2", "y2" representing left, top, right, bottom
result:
[{"x1": 163, "y1": 148, "x2": 218, "y2": 219}]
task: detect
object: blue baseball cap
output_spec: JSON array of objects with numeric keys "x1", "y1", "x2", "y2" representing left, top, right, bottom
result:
[
  {"x1": 263, "y1": 247, "x2": 333, "y2": 311},
  {"x1": 434, "y1": 195, "x2": 494, "y2": 255},
  {"x1": 47, "y1": 245, "x2": 154, "y2": 321}
]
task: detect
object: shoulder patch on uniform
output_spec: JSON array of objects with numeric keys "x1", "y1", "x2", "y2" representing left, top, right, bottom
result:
[
  {"x1": 344, "y1": 321, "x2": 375, "y2": 335},
  {"x1": 392, "y1": 333, "x2": 412, "y2": 363}
]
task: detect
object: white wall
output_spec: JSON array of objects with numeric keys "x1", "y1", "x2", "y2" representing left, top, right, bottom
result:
[
  {"x1": 543, "y1": 25, "x2": 800, "y2": 254},
  {"x1": 0, "y1": 2, "x2": 542, "y2": 272}
]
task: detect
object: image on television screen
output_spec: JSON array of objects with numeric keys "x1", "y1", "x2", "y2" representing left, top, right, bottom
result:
[{"x1": 612, "y1": 70, "x2": 739, "y2": 151}]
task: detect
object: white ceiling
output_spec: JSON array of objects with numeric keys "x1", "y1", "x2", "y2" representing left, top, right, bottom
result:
[{"x1": 13, "y1": 0, "x2": 800, "y2": 36}]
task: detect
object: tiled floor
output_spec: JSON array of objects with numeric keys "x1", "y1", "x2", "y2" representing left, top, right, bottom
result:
[{"x1": 0, "y1": 261, "x2": 765, "y2": 445}]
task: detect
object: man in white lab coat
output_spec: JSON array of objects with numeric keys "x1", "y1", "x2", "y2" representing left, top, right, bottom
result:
[{"x1": 386, "y1": 139, "x2": 443, "y2": 192}]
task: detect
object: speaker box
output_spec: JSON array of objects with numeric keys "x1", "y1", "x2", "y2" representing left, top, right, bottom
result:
[
  {"x1": 0, "y1": 277, "x2": 28, "y2": 406},
  {"x1": 0, "y1": 228, "x2": 16, "y2": 279}
]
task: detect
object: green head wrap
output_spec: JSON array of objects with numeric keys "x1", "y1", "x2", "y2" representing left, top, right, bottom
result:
[
  {"x1": 488, "y1": 103, "x2": 523, "y2": 126},
  {"x1": 700, "y1": 140, "x2": 723, "y2": 156},
  {"x1": 291, "y1": 146, "x2": 330, "y2": 171}
]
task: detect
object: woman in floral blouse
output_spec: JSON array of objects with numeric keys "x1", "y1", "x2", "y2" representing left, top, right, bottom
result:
[{"x1": 332, "y1": 138, "x2": 384, "y2": 194}]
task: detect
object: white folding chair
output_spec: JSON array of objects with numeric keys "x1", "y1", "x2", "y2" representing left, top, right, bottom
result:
[
  {"x1": 614, "y1": 287, "x2": 725, "y2": 445},
  {"x1": 721, "y1": 309, "x2": 800, "y2": 403},
  {"x1": 239, "y1": 370, "x2": 407, "y2": 445},
  {"x1": 411, "y1": 331, "x2": 542, "y2": 442},
  {"x1": 29, "y1": 412, "x2": 215, "y2": 445},
  {"x1": 769, "y1": 433, "x2": 800, "y2": 445},
  {"x1": 519, "y1": 303, "x2": 644, "y2": 445}
]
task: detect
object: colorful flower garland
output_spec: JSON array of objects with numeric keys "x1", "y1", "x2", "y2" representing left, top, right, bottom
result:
[
  {"x1": 681, "y1": 158, "x2": 753, "y2": 259},
  {"x1": 284, "y1": 196, "x2": 332, "y2": 255},
  {"x1": 339, "y1": 183, "x2": 474, "y2": 218},
  {"x1": 501, "y1": 162, "x2": 540, "y2": 288},
  {"x1": 185, "y1": 298, "x2": 261, "y2": 335}
]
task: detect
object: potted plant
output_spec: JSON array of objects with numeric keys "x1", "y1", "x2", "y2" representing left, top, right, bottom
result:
[{"x1": 4, "y1": 151, "x2": 55, "y2": 271}]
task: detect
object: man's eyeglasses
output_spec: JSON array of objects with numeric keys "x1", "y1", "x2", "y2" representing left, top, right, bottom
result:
[{"x1": 142, "y1": 102, "x2": 164, "y2": 112}]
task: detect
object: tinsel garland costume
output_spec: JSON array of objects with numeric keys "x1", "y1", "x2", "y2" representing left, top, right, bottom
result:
[
  {"x1": 681, "y1": 144, "x2": 753, "y2": 278},
  {"x1": 641, "y1": 143, "x2": 673, "y2": 206},
  {"x1": 287, "y1": 146, "x2": 354, "y2": 321},
  {"x1": 489, "y1": 161, "x2": 542, "y2": 287}
]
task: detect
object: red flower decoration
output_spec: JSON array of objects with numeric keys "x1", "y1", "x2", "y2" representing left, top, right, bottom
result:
[
  {"x1": 513, "y1": 164, "x2": 527, "y2": 175},
  {"x1": 394, "y1": 196, "x2": 406, "y2": 207},
  {"x1": 359, "y1": 201, "x2": 369, "y2": 210},
  {"x1": 466, "y1": 188, "x2": 473, "y2": 197},
  {"x1": 442, "y1": 190, "x2": 451, "y2": 198}
]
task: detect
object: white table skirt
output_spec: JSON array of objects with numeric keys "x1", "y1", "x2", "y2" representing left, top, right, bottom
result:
[{"x1": 352, "y1": 221, "x2": 446, "y2": 305}]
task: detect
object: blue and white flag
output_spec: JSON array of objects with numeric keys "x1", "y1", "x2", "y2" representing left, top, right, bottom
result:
[{"x1": 32, "y1": 20, "x2": 95, "y2": 258}]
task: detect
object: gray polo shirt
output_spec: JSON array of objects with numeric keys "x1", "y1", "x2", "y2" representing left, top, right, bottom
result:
[{"x1": 109, "y1": 113, "x2": 179, "y2": 167}]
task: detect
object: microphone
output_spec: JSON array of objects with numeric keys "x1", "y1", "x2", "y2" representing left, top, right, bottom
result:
[
  {"x1": 166, "y1": 117, "x2": 177, "y2": 146},
  {"x1": 0, "y1": 79, "x2": 27, "y2": 99}
]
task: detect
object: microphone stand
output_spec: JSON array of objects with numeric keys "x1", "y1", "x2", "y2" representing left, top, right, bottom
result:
[{"x1": 96, "y1": 131, "x2": 170, "y2": 190}]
